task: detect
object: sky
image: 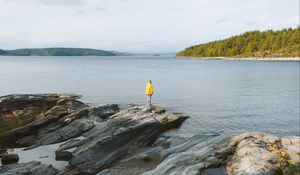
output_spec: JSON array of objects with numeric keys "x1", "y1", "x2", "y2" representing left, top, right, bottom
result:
[{"x1": 0, "y1": 0, "x2": 299, "y2": 53}]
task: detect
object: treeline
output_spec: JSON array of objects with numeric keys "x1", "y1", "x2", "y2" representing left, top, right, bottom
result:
[
  {"x1": 0, "y1": 48, "x2": 118, "y2": 56},
  {"x1": 177, "y1": 27, "x2": 300, "y2": 57}
]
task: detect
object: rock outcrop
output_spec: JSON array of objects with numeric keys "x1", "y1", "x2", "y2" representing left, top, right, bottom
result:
[
  {"x1": 0, "y1": 94, "x2": 188, "y2": 174},
  {"x1": 0, "y1": 94, "x2": 119, "y2": 148},
  {"x1": 57, "y1": 105, "x2": 188, "y2": 174},
  {"x1": 0, "y1": 161, "x2": 58, "y2": 175},
  {"x1": 141, "y1": 132, "x2": 300, "y2": 175},
  {"x1": 0, "y1": 94, "x2": 299, "y2": 175}
]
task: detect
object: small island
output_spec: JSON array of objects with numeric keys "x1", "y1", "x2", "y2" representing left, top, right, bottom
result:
[
  {"x1": 177, "y1": 27, "x2": 300, "y2": 59},
  {"x1": 0, "y1": 48, "x2": 126, "y2": 56}
]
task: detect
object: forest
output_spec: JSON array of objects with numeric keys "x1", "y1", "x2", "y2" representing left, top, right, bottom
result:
[
  {"x1": 0, "y1": 48, "x2": 117, "y2": 56},
  {"x1": 177, "y1": 27, "x2": 300, "y2": 57}
]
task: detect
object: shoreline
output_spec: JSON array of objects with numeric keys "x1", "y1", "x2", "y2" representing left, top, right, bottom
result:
[
  {"x1": 1, "y1": 55, "x2": 299, "y2": 61},
  {"x1": 177, "y1": 56, "x2": 300, "y2": 61}
]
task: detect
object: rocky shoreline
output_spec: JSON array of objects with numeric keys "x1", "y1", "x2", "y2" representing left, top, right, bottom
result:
[
  {"x1": 217, "y1": 57, "x2": 300, "y2": 61},
  {"x1": 0, "y1": 94, "x2": 299, "y2": 175},
  {"x1": 177, "y1": 56, "x2": 300, "y2": 61}
]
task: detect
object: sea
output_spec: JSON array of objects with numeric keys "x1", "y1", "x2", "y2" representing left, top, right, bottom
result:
[{"x1": 0, "y1": 56, "x2": 299, "y2": 136}]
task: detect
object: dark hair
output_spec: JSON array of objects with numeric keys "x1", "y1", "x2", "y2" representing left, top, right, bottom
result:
[{"x1": 148, "y1": 80, "x2": 152, "y2": 83}]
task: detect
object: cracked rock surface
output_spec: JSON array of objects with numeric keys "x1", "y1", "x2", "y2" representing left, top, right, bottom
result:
[
  {"x1": 142, "y1": 132, "x2": 300, "y2": 175},
  {"x1": 0, "y1": 161, "x2": 58, "y2": 175},
  {"x1": 0, "y1": 94, "x2": 299, "y2": 175},
  {"x1": 0, "y1": 94, "x2": 187, "y2": 174}
]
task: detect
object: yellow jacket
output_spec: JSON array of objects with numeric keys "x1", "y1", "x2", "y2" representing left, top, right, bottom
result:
[{"x1": 146, "y1": 83, "x2": 154, "y2": 95}]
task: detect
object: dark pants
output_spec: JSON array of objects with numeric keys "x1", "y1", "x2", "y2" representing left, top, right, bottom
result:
[{"x1": 147, "y1": 95, "x2": 152, "y2": 104}]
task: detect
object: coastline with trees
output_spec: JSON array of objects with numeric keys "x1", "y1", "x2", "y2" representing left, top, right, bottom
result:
[{"x1": 177, "y1": 27, "x2": 300, "y2": 60}]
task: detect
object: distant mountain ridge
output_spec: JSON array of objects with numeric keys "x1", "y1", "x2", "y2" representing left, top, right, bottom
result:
[
  {"x1": 0, "y1": 48, "x2": 128, "y2": 56},
  {"x1": 177, "y1": 27, "x2": 300, "y2": 58}
]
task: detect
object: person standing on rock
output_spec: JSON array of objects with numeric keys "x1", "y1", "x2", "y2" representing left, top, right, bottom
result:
[{"x1": 146, "y1": 80, "x2": 154, "y2": 105}]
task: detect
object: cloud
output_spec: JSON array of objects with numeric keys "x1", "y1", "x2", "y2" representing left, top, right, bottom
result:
[
  {"x1": 0, "y1": 0, "x2": 298, "y2": 52},
  {"x1": 0, "y1": 0, "x2": 128, "y2": 7},
  {"x1": 34, "y1": 0, "x2": 85, "y2": 6},
  {"x1": 215, "y1": 18, "x2": 226, "y2": 24}
]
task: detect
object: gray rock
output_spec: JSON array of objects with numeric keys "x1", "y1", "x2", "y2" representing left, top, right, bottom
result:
[
  {"x1": 55, "y1": 150, "x2": 73, "y2": 161},
  {"x1": 202, "y1": 166, "x2": 227, "y2": 175},
  {"x1": 96, "y1": 169, "x2": 112, "y2": 175},
  {"x1": 1, "y1": 154, "x2": 19, "y2": 165},
  {"x1": 59, "y1": 105, "x2": 188, "y2": 174},
  {"x1": 280, "y1": 136, "x2": 300, "y2": 164},
  {"x1": 226, "y1": 132, "x2": 300, "y2": 175},
  {"x1": 0, "y1": 94, "x2": 119, "y2": 148},
  {"x1": 143, "y1": 132, "x2": 300, "y2": 175},
  {"x1": 2, "y1": 94, "x2": 298, "y2": 175},
  {"x1": 0, "y1": 94, "x2": 188, "y2": 175},
  {"x1": 0, "y1": 161, "x2": 58, "y2": 175},
  {"x1": 0, "y1": 149, "x2": 7, "y2": 158}
]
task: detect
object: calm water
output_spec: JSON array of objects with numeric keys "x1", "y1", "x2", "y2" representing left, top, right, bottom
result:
[{"x1": 0, "y1": 56, "x2": 299, "y2": 136}]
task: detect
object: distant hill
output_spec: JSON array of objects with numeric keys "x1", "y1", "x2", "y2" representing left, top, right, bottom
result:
[
  {"x1": 0, "y1": 48, "x2": 125, "y2": 56},
  {"x1": 177, "y1": 27, "x2": 300, "y2": 58}
]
